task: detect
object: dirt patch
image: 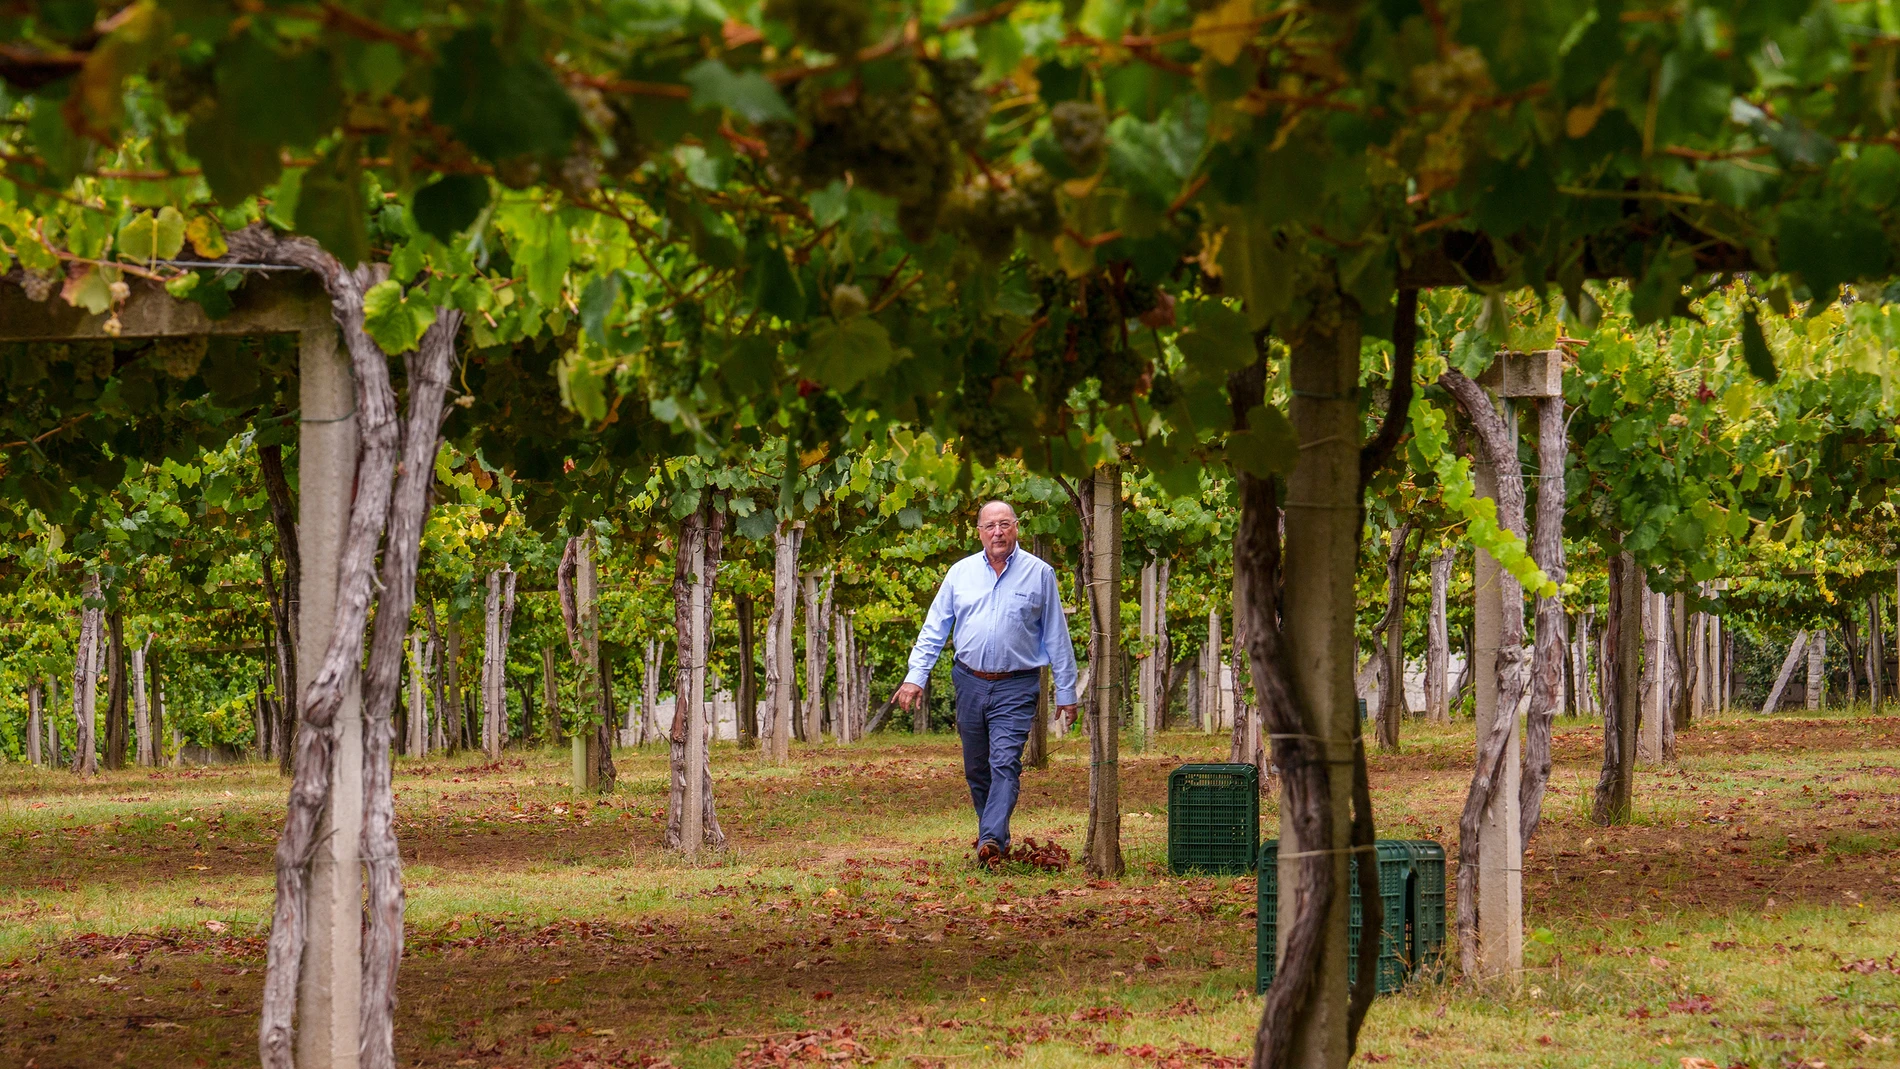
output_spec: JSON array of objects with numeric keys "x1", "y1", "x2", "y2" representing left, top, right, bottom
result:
[
  {"x1": 7, "y1": 715, "x2": 1900, "y2": 1067},
  {"x1": 4, "y1": 875, "x2": 1262, "y2": 1069}
]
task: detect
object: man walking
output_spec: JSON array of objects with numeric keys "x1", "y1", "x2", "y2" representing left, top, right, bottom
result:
[{"x1": 895, "y1": 501, "x2": 1079, "y2": 869}]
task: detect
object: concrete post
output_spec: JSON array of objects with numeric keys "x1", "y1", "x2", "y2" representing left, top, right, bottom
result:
[
  {"x1": 682, "y1": 520, "x2": 707, "y2": 857},
  {"x1": 1275, "y1": 306, "x2": 1363, "y2": 1066},
  {"x1": 1639, "y1": 590, "x2": 1666, "y2": 764},
  {"x1": 1470, "y1": 433, "x2": 1521, "y2": 980},
  {"x1": 1806, "y1": 631, "x2": 1826, "y2": 709},
  {"x1": 296, "y1": 322, "x2": 362, "y2": 1069},
  {"x1": 1138, "y1": 561, "x2": 1157, "y2": 749},
  {"x1": 1709, "y1": 614, "x2": 1722, "y2": 712},
  {"x1": 575, "y1": 538, "x2": 601, "y2": 790},
  {"x1": 1203, "y1": 608, "x2": 1222, "y2": 733}
]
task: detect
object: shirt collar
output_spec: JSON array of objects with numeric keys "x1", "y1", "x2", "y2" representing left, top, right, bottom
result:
[{"x1": 980, "y1": 544, "x2": 1019, "y2": 575}]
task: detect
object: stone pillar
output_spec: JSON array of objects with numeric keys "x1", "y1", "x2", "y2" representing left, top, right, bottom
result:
[
  {"x1": 1470, "y1": 430, "x2": 1521, "y2": 980},
  {"x1": 296, "y1": 322, "x2": 362, "y2": 1069}
]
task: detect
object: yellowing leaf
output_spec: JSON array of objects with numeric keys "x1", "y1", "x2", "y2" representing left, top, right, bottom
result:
[
  {"x1": 185, "y1": 215, "x2": 228, "y2": 259},
  {"x1": 1053, "y1": 234, "x2": 1097, "y2": 277},
  {"x1": 62, "y1": 265, "x2": 118, "y2": 314},
  {"x1": 1565, "y1": 101, "x2": 1604, "y2": 139},
  {"x1": 1191, "y1": 0, "x2": 1256, "y2": 67}
]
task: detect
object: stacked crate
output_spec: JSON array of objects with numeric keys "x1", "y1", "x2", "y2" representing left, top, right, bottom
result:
[
  {"x1": 1254, "y1": 839, "x2": 1446, "y2": 995},
  {"x1": 1165, "y1": 763, "x2": 1259, "y2": 876}
]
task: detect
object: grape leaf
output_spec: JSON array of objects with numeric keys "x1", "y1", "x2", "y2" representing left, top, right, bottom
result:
[
  {"x1": 61, "y1": 265, "x2": 115, "y2": 314},
  {"x1": 1174, "y1": 300, "x2": 1254, "y2": 375},
  {"x1": 736, "y1": 507, "x2": 777, "y2": 541},
  {"x1": 559, "y1": 350, "x2": 610, "y2": 422},
  {"x1": 748, "y1": 243, "x2": 805, "y2": 321},
  {"x1": 185, "y1": 100, "x2": 282, "y2": 206},
  {"x1": 363, "y1": 279, "x2": 436, "y2": 355},
  {"x1": 64, "y1": 0, "x2": 165, "y2": 142},
  {"x1": 519, "y1": 208, "x2": 574, "y2": 308},
  {"x1": 1226, "y1": 403, "x2": 1296, "y2": 477},
  {"x1": 1777, "y1": 199, "x2": 1891, "y2": 304},
  {"x1": 116, "y1": 207, "x2": 186, "y2": 264},
  {"x1": 184, "y1": 215, "x2": 227, "y2": 259},
  {"x1": 294, "y1": 143, "x2": 369, "y2": 266},
  {"x1": 803, "y1": 318, "x2": 895, "y2": 391},
  {"x1": 1216, "y1": 212, "x2": 1290, "y2": 330},
  {"x1": 684, "y1": 60, "x2": 794, "y2": 124},
  {"x1": 433, "y1": 27, "x2": 581, "y2": 160},
  {"x1": 1190, "y1": 0, "x2": 1255, "y2": 66},
  {"x1": 1741, "y1": 306, "x2": 1778, "y2": 385},
  {"x1": 218, "y1": 33, "x2": 342, "y2": 149},
  {"x1": 413, "y1": 175, "x2": 491, "y2": 243},
  {"x1": 579, "y1": 272, "x2": 622, "y2": 347}
]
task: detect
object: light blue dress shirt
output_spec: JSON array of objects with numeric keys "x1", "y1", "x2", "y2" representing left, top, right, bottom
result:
[{"x1": 904, "y1": 546, "x2": 1080, "y2": 706}]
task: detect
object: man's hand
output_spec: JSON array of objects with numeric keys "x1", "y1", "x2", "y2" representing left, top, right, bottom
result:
[
  {"x1": 895, "y1": 682, "x2": 925, "y2": 711},
  {"x1": 1057, "y1": 704, "x2": 1078, "y2": 722}
]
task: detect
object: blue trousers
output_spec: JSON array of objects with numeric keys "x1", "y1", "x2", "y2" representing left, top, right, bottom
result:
[{"x1": 952, "y1": 662, "x2": 1039, "y2": 849}]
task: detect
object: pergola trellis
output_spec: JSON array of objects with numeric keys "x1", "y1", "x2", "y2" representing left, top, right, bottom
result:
[{"x1": 2, "y1": 270, "x2": 366, "y2": 1065}]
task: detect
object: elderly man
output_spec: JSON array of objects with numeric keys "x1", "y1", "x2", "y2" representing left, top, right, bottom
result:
[{"x1": 895, "y1": 500, "x2": 1079, "y2": 868}]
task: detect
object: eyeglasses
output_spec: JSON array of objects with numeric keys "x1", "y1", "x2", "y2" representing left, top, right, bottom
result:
[{"x1": 978, "y1": 520, "x2": 1018, "y2": 532}]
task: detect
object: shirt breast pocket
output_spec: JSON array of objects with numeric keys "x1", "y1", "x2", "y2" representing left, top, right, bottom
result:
[{"x1": 1012, "y1": 590, "x2": 1039, "y2": 627}]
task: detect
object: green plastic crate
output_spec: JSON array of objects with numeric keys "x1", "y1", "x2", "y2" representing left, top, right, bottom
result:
[
  {"x1": 1167, "y1": 763, "x2": 1260, "y2": 875},
  {"x1": 1255, "y1": 839, "x2": 1447, "y2": 995},
  {"x1": 1398, "y1": 840, "x2": 1447, "y2": 981}
]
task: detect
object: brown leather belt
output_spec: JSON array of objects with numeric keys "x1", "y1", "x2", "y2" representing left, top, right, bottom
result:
[{"x1": 955, "y1": 662, "x2": 1039, "y2": 681}]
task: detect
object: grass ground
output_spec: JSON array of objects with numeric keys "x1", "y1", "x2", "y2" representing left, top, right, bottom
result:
[{"x1": 2, "y1": 710, "x2": 1898, "y2": 1068}]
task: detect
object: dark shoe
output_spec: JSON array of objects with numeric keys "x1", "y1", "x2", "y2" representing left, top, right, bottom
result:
[{"x1": 976, "y1": 840, "x2": 1003, "y2": 871}]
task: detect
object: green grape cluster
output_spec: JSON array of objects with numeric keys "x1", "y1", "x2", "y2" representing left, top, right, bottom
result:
[
  {"x1": 1022, "y1": 264, "x2": 1155, "y2": 419},
  {"x1": 151, "y1": 336, "x2": 209, "y2": 380},
  {"x1": 829, "y1": 282, "x2": 869, "y2": 319},
  {"x1": 494, "y1": 156, "x2": 543, "y2": 190},
  {"x1": 1049, "y1": 101, "x2": 1107, "y2": 173},
  {"x1": 18, "y1": 269, "x2": 56, "y2": 303},
  {"x1": 778, "y1": 79, "x2": 954, "y2": 242},
  {"x1": 951, "y1": 367, "x2": 1037, "y2": 467},
  {"x1": 764, "y1": 0, "x2": 871, "y2": 57},
  {"x1": 940, "y1": 167, "x2": 1062, "y2": 261},
  {"x1": 927, "y1": 57, "x2": 989, "y2": 151},
  {"x1": 35, "y1": 341, "x2": 116, "y2": 382}
]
